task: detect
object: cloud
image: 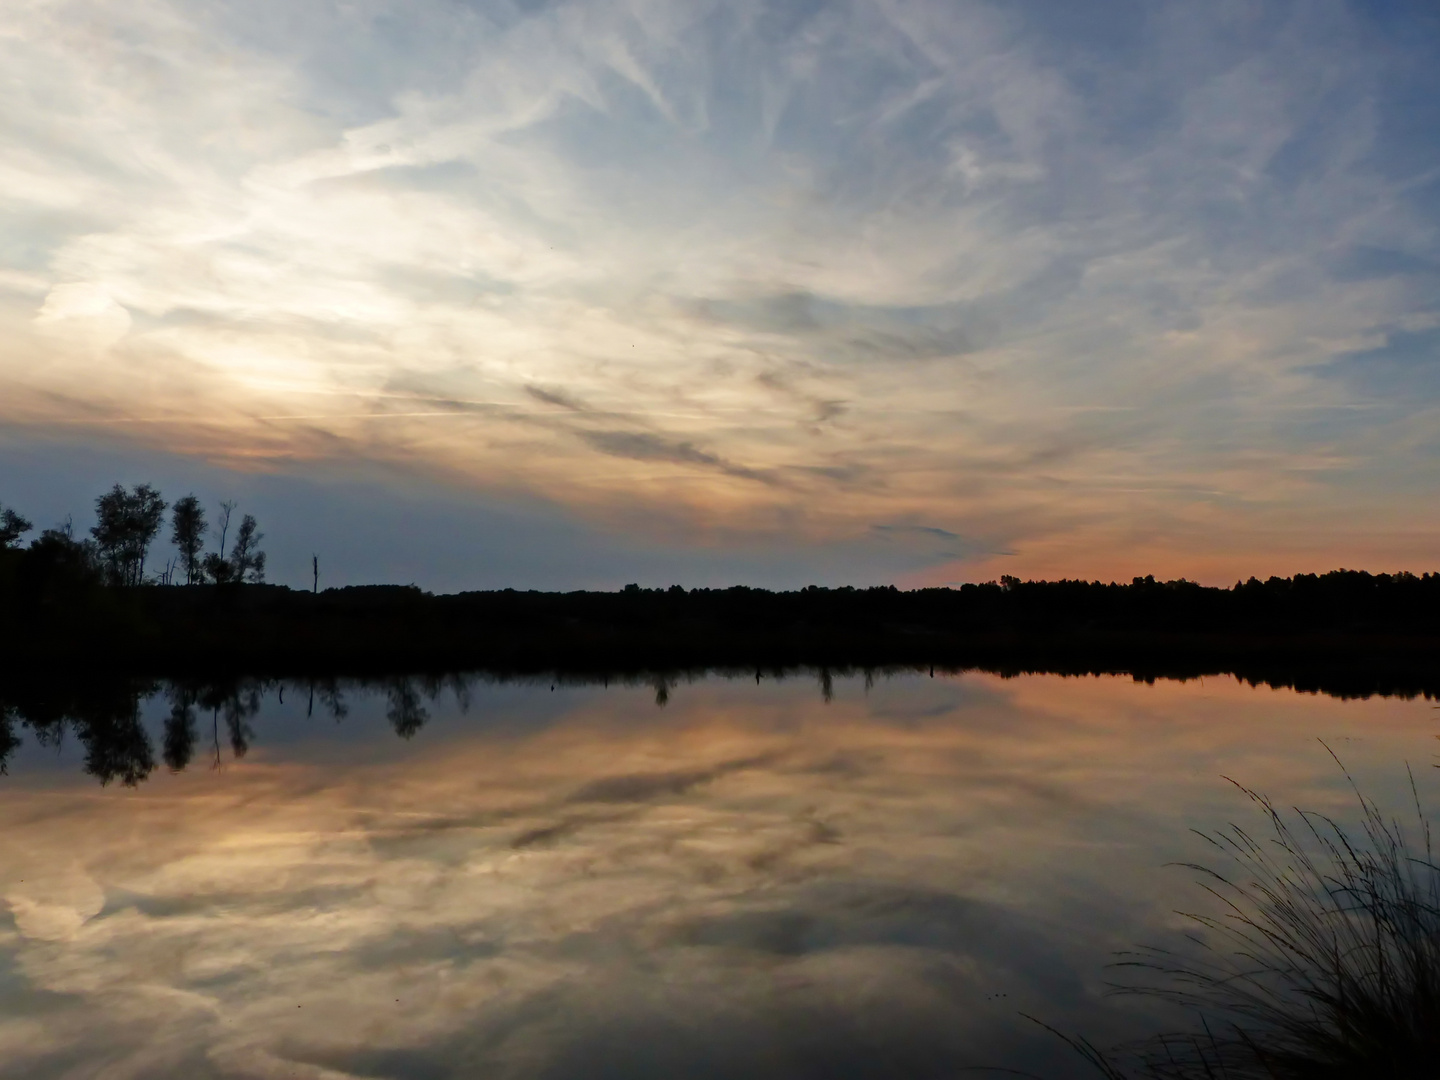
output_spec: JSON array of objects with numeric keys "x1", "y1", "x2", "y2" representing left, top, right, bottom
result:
[
  {"x1": 526, "y1": 384, "x2": 589, "y2": 411},
  {"x1": 1312, "y1": 324, "x2": 1440, "y2": 399},
  {"x1": 1329, "y1": 245, "x2": 1440, "y2": 284},
  {"x1": 567, "y1": 754, "x2": 771, "y2": 803},
  {"x1": 0, "y1": 0, "x2": 1438, "y2": 579},
  {"x1": 33, "y1": 283, "x2": 133, "y2": 353},
  {"x1": 871, "y1": 523, "x2": 981, "y2": 562},
  {"x1": 873, "y1": 524, "x2": 962, "y2": 542},
  {"x1": 578, "y1": 429, "x2": 779, "y2": 485},
  {"x1": 680, "y1": 291, "x2": 979, "y2": 361}
]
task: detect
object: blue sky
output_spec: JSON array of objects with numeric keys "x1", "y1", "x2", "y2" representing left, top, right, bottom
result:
[{"x1": 2, "y1": 0, "x2": 1438, "y2": 588}]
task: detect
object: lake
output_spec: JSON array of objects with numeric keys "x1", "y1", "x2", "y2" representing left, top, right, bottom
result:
[{"x1": 0, "y1": 669, "x2": 1435, "y2": 1078}]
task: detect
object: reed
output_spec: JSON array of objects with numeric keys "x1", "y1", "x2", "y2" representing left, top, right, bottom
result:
[{"x1": 1079, "y1": 749, "x2": 1440, "y2": 1078}]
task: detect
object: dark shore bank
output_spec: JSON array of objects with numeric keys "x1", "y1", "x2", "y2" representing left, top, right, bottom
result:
[{"x1": 2, "y1": 558, "x2": 1437, "y2": 698}]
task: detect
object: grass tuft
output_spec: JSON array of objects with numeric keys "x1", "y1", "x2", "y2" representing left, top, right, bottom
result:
[{"x1": 1091, "y1": 744, "x2": 1440, "y2": 1078}]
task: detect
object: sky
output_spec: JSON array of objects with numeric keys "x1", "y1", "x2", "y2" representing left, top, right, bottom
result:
[{"x1": 2, "y1": 0, "x2": 1439, "y2": 590}]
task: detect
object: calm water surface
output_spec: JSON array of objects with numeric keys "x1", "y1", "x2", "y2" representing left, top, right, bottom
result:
[{"x1": 1, "y1": 671, "x2": 1436, "y2": 1078}]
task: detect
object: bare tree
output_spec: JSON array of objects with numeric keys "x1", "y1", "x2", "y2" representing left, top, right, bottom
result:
[
  {"x1": 91, "y1": 484, "x2": 167, "y2": 585},
  {"x1": 201, "y1": 500, "x2": 238, "y2": 584},
  {"x1": 214, "y1": 500, "x2": 236, "y2": 555},
  {"x1": 170, "y1": 495, "x2": 206, "y2": 585}
]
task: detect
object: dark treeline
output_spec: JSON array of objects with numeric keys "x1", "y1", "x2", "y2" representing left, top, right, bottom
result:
[
  {"x1": 2, "y1": 567, "x2": 1438, "y2": 695},
  {"x1": 2, "y1": 486, "x2": 1439, "y2": 691}
]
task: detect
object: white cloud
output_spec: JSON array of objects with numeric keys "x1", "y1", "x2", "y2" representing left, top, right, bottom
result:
[
  {"x1": 34, "y1": 282, "x2": 133, "y2": 352},
  {"x1": 1, "y1": 0, "x2": 1437, "y2": 578}
]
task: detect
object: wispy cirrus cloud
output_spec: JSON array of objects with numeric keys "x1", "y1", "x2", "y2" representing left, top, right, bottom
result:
[
  {"x1": 1, "y1": 0, "x2": 1438, "y2": 582},
  {"x1": 578, "y1": 429, "x2": 779, "y2": 485}
]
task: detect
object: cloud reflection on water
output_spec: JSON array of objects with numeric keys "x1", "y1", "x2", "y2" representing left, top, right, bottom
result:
[{"x1": 0, "y1": 673, "x2": 1435, "y2": 1078}]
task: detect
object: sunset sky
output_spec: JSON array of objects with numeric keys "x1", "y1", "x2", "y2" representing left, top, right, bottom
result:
[{"x1": 2, "y1": 0, "x2": 1438, "y2": 590}]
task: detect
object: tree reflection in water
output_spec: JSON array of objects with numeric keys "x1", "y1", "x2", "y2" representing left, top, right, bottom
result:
[
  {"x1": 162, "y1": 685, "x2": 197, "y2": 772},
  {"x1": 0, "y1": 665, "x2": 1434, "y2": 788},
  {"x1": 384, "y1": 677, "x2": 429, "y2": 739},
  {"x1": 0, "y1": 671, "x2": 438, "y2": 782},
  {"x1": 0, "y1": 667, "x2": 1433, "y2": 1079},
  {"x1": 0, "y1": 676, "x2": 159, "y2": 786}
]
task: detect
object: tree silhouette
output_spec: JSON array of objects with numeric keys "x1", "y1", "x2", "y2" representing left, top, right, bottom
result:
[
  {"x1": 91, "y1": 484, "x2": 167, "y2": 586},
  {"x1": 14, "y1": 522, "x2": 102, "y2": 609},
  {"x1": 228, "y1": 514, "x2": 266, "y2": 583},
  {"x1": 170, "y1": 495, "x2": 206, "y2": 585},
  {"x1": 200, "y1": 500, "x2": 238, "y2": 584},
  {"x1": 0, "y1": 504, "x2": 32, "y2": 549},
  {"x1": 201, "y1": 551, "x2": 233, "y2": 584},
  {"x1": 215, "y1": 500, "x2": 236, "y2": 553}
]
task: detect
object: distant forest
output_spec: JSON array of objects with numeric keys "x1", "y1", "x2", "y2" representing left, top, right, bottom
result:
[{"x1": 1, "y1": 485, "x2": 1438, "y2": 695}]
